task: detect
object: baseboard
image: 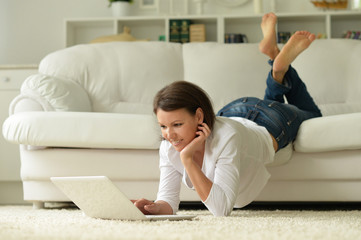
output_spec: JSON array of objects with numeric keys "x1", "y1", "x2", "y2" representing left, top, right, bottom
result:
[{"x1": 0, "y1": 181, "x2": 29, "y2": 205}]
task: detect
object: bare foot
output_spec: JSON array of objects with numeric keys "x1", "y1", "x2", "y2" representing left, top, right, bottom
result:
[
  {"x1": 272, "y1": 31, "x2": 316, "y2": 83},
  {"x1": 259, "y1": 12, "x2": 280, "y2": 60}
]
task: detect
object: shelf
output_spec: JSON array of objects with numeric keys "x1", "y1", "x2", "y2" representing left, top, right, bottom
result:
[
  {"x1": 116, "y1": 19, "x2": 166, "y2": 41},
  {"x1": 330, "y1": 13, "x2": 361, "y2": 38},
  {"x1": 277, "y1": 14, "x2": 327, "y2": 37},
  {"x1": 224, "y1": 16, "x2": 261, "y2": 43},
  {"x1": 66, "y1": 19, "x2": 115, "y2": 47},
  {"x1": 64, "y1": 11, "x2": 361, "y2": 47}
]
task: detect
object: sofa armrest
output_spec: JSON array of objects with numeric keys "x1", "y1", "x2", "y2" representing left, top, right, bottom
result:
[
  {"x1": 9, "y1": 74, "x2": 92, "y2": 114},
  {"x1": 294, "y1": 112, "x2": 361, "y2": 152},
  {"x1": 2, "y1": 111, "x2": 160, "y2": 149}
]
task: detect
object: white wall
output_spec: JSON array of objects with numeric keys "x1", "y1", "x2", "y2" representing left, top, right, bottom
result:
[{"x1": 0, "y1": 0, "x2": 318, "y2": 65}]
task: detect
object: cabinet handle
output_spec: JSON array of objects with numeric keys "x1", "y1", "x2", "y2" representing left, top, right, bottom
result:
[{"x1": 1, "y1": 77, "x2": 10, "y2": 83}]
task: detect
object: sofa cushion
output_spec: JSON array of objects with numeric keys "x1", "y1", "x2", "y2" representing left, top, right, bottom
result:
[
  {"x1": 294, "y1": 112, "x2": 361, "y2": 152},
  {"x1": 38, "y1": 42, "x2": 183, "y2": 114},
  {"x1": 292, "y1": 39, "x2": 361, "y2": 113},
  {"x1": 2, "y1": 111, "x2": 161, "y2": 149},
  {"x1": 183, "y1": 43, "x2": 270, "y2": 112},
  {"x1": 10, "y1": 74, "x2": 92, "y2": 114}
]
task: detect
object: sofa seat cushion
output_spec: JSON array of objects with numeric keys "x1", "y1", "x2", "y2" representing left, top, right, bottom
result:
[
  {"x1": 294, "y1": 112, "x2": 361, "y2": 152},
  {"x1": 3, "y1": 111, "x2": 161, "y2": 149}
]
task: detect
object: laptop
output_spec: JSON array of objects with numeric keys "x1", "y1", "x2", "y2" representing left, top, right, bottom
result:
[{"x1": 50, "y1": 176, "x2": 196, "y2": 221}]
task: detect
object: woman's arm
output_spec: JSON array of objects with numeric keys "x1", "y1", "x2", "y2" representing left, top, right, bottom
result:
[
  {"x1": 180, "y1": 123, "x2": 213, "y2": 201},
  {"x1": 203, "y1": 134, "x2": 242, "y2": 216},
  {"x1": 182, "y1": 151, "x2": 240, "y2": 216},
  {"x1": 181, "y1": 157, "x2": 212, "y2": 201},
  {"x1": 155, "y1": 141, "x2": 183, "y2": 214},
  {"x1": 182, "y1": 124, "x2": 242, "y2": 216}
]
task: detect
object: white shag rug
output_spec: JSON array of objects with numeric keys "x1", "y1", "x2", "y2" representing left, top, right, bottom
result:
[{"x1": 1, "y1": 205, "x2": 361, "y2": 240}]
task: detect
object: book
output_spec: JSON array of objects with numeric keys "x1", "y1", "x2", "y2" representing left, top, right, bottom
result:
[
  {"x1": 169, "y1": 20, "x2": 181, "y2": 43},
  {"x1": 224, "y1": 33, "x2": 248, "y2": 43},
  {"x1": 180, "y1": 20, "x2": 191, "y2": 43},
  {"x1": 354, "y1": 31, "x2": 360, "y2": 39},
  {"x1": 190, "y1": 24, "x2": 206, "y2": 42}
]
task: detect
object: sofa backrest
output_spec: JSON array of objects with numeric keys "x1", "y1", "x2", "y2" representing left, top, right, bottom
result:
[
  {"x1": 183, "y1": 43, "x2": 269, "y2": 112},
  {"x1": 39, "y1": 42, "x2": 183, "y2": 114},
  {"x1": 37, "y1": 40, "x2": 361, "y2": 116},
  {"x1": 292, "y1": 39, "x2": 361, "y2": 116},
  {"x1": 184, "y1": 40, "x2": 361, "y2": 116}
]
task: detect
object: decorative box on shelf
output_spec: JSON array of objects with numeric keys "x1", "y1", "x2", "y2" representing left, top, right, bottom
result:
[{"x1": 311, "y1": 0, "x2": 348, "y2": 9}]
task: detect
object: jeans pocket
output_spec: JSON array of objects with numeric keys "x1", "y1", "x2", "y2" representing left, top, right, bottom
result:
[{"x1": 268, "y1": 102, "x2": 298, "y2": 126}]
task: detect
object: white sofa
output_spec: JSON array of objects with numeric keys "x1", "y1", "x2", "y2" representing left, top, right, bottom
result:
[{"x1": 3, "y1": 40, "x2": 361, "y2": 209}]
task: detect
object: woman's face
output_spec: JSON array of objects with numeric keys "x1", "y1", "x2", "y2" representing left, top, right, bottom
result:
[{"x1": 157, "y1": 108, "x2": 203, "y2": 152}]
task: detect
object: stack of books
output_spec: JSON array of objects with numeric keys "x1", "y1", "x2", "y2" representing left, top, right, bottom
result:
[
  {"x1": 224, "y1": 33, "x2": 248, "y2": 43},
  {"x1": 169, "y1": 19, "x2": 192, "y2": 43},
  {"x1": 344, "y1": 31, "x2": 361, "y2": 40},
  {"x1": 169, "y1": 20, "x2": 207, "y2": 43}
]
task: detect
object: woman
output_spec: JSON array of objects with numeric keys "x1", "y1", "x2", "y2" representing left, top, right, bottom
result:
[{"x1": 133, "y1": 13, "x2": 322, "y2": 216}]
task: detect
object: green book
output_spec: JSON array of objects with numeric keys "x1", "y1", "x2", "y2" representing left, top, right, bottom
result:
[
  {"x1": 180, "y1": 20, "x2": 191, "y2": 43},
  {"x1": 169, "y1": 20, "x2": 181, "y2": 43}
]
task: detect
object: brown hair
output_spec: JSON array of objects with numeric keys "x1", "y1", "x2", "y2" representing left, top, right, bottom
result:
[{"x1": 153, "y1": 81, "x2": 215, "y2": 130}]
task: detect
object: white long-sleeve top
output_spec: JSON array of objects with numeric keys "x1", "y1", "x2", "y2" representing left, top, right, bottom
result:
[{"x1": 155, "y1": 116, "x2": 275, "y2": 216}]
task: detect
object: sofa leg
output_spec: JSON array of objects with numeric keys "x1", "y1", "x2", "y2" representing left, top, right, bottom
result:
[{"x1": 32, "y1": 201, "x2": 45, "y2": 209}]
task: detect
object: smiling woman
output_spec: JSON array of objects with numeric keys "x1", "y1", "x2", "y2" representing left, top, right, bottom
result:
[{"x1": 131, "y1": 13, "x2": 322, "y2": 217}]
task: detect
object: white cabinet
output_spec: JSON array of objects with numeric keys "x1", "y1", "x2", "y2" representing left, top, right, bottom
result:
[
  {"x1": 0, "y1": 66, "x2": 38, "y2": 181},
  {"x1": 65, "y1": 11, "x2": 361, "y2": 47}
]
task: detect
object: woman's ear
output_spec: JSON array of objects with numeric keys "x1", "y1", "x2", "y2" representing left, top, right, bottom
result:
[{"x1": 196, "y1": 107, "x2": 204, "y2": 124}]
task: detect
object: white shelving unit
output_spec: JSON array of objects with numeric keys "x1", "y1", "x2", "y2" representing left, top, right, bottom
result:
[{"x1": 65, "y1": 11, "x2": 361, "y2": 47}]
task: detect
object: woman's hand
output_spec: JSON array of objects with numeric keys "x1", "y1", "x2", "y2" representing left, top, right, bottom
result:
[
  {"x1": 180, "y1": 123, "x2": 211, "y2": 163},
  {"x1": 131, "y1": 199, "x2": 173, "y2": 215},
  {"x1": 131, "y1": 199, "x2": 160, "y2": 215}
]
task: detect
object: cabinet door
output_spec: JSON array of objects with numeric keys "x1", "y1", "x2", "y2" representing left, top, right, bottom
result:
[
  {"x1": 0, "y1": 91, "x2": 21, "y2": 181},
  {"x1": 0, "y1": 68, "x2": 36, "y2": 181}
]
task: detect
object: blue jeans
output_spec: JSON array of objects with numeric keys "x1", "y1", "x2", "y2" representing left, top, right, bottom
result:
[{"x1": 216, "y1": 60, "x2": 322, "y2": 151}]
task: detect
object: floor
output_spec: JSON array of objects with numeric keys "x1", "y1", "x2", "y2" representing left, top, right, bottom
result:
[{"x1": 179, "y1": 201, "x2": 361, "y2": 211}]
